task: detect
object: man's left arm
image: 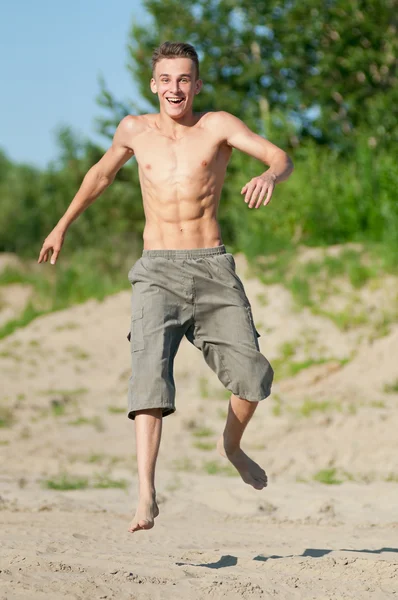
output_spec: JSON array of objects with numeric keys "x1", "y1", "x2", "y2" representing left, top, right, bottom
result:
[{"x1": 217, "y1": 111, "x2": 294, "y2": 209}]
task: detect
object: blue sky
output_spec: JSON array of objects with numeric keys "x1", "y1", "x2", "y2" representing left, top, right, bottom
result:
[{"x1": 1, "y1": 1, "x2": 149, "y2": 168}]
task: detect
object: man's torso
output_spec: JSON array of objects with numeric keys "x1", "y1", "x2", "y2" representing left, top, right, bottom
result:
[{"x1": 129, "y1": 112, "x2": 232, "y2": 250}]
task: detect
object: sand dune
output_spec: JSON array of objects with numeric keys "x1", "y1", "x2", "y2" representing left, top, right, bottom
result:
[{"x1": 1, "y1": 252, "x2": 397, "y2": 598}]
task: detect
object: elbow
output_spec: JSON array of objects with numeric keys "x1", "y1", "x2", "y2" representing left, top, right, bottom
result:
[
  {"x1": 285, "y1": 153, "x2": 294, "y2": 176},
  {"x1": 88, "y1": 164, "x2": 113, "y2": 188}
]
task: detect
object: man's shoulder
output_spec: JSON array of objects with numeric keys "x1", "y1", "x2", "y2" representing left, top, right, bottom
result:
[
  {"x1": 200, "y1": 111, "x2": 242, "y2": 137},
  {"x1": 201, "y1": 110, "x2": 235, "y2": 126},
  {"x1": 118, "y1": 114, "x2": 155, "y2": 136}
]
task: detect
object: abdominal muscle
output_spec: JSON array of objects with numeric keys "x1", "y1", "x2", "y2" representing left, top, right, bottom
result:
[{"x1": 139, "y1": 170, "x2": 225, "y2": 251}]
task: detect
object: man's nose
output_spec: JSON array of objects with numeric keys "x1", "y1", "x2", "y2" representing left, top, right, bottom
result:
[{"x1": 170, "y1": 81, "x2": 180, "y2": 94}]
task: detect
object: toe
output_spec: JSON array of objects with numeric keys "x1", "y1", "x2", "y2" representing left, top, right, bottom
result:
[
  {"x1": 128, "y1": 518, "x2": 151, "y2": 532},
  {"x1": 253, "y1": 477, "x2": 266, "y2": 489}
]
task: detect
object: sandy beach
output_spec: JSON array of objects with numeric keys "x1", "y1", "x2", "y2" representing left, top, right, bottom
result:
[{"x1": 1, "y1": 251, "x2": 397, "y2": 599}]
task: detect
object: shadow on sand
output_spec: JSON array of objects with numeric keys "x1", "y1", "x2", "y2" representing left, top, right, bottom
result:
[{"x1": 176, "y1": 548, "x2": 398, "y2": 569}]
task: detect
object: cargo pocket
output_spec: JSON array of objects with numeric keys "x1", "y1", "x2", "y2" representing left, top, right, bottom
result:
[
  {"x1": 130, "y1": 307, "x2": 145, "y2": 351},
  {"x1": 246, "y1": 305, "x2": 261, "y2": 338}
]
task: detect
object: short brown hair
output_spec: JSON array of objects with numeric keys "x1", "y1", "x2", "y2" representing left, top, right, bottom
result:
[{"x1": 151, "y1": 41, "x2": 200, "y2": 78}]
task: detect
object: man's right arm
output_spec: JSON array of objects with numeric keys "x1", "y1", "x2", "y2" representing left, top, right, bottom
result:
[{"x1": 38, "y1": 115, "x2": 139, "y2": 264}]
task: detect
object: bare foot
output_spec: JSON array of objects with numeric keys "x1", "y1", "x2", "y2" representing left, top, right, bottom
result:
[
  {"x1": 217, "y1": 438, "x2": 267, "y2": 490},
  {"x1": 128, "y1": 494, "x2": 159, "y2": 533}
]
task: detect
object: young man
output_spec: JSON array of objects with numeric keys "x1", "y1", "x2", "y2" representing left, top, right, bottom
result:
[{"x1": 38, "y1": 41, "x2": 294, "y2": 533}]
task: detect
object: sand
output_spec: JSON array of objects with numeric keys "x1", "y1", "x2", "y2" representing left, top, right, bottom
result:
[{"x1": 1, "y1": 251, "x2": 397, "y2": 599}]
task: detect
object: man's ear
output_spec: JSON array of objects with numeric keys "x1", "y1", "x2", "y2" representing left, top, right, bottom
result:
[
  {"x1": 195, "y1": 79, "x2": 203, "y2": 94},
  {"x1": 150, "y1": 78, "x2": 157, "y2": 94}
]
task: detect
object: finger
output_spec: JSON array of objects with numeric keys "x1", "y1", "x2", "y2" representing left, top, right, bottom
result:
[
  {"x1": 241, "y1": 184, "x2": 248, "y2": 194},
  {"x1": 38, "y1": 246, "x2": 48, "y2": 263},
  {"x1": 249, "y1": 184, "x2": 262, "y2": 208},
  {"x1": 50, "y1": 249, "x2": 59, "y2": 265},
  {"x1": 245, "y1": 183, "x2": 256, "y2": 204},
  {"x1": 255, "y1": 185, "x2": 269, "y2": 209},
  {"x1": 263, "y1": 183, "x2": 275, "y2": 206}
]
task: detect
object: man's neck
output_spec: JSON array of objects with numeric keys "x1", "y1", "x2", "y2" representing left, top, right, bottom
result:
[{"x1": 156, "y1": 109, "x2": 199, "y2": 138}]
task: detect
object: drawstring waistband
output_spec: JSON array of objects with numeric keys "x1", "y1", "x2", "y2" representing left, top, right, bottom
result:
[{"x1": 142, "y1": 245, "x2": 226, "y2": 259}]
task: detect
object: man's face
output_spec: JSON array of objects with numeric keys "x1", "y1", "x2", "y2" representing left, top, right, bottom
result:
[{"x1": 150, "y1": 58, "x2": 202, "y2": 118}]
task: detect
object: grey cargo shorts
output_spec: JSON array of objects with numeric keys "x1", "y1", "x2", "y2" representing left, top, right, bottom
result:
[{"x1": 127, "y1": 245, "x2": 273, "y2": 419}]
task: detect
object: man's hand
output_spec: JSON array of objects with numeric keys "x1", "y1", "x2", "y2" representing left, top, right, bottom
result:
[
  {"x1": 241, "y1": 171, "x2": 277, "y2": 209},
  {"x1": 38, "y1": 227, "x2": 65, "y2": 265}
]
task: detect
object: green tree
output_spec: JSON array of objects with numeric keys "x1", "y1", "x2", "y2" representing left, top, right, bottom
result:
[{"x1": 97, "y1": 0, "x2": 397, "y2": 151}]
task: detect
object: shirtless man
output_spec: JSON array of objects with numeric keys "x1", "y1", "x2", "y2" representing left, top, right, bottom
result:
[{"x1": 38, "y1": 41, "x2": 294, "y2": 533}]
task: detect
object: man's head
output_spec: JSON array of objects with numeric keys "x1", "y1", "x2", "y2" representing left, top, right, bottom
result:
[{"x1": 150, "y1": 41, "x2": 202, "y2": 119}]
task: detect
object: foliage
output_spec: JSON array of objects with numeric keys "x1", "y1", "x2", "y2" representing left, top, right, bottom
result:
[
  {"x1": 0, "y1": 1, "x2": 396, "y2": 335},
  {"x1": 96, "y1": 0, "x2": 397, "y2": 151}
]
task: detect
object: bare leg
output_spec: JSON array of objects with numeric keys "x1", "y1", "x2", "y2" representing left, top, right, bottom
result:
[
  {"x1": 217, "y1": 393, "x2": 267, "y2": 490},
  {"x1": 128, "y1": 408, "x2": 162, "y2": 533}
]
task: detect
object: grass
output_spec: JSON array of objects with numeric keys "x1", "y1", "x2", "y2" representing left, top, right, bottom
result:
[
  {"x1": 192, "y1": 426, "x2": 215, "y2": 438},
  {"x1": 384, "y1": 379, "x2": 398, "y2": 394},
  {"x1": 370, "y1": 400, "x2": 386, "y2": 408},
  {"x1": 203, "y1": 460, "x2": 238, "y2": 477},
  {"x1": 55, "y1": 322, "x2": 79, "y2": 331},
  {"x1": 19, "y1": 427, "x2": 32, "y2": 440},
  {"x1": 272, "y1": 345, "x2": 349, "y2": 381},
  {"x1": 69, "y1": 452, "x2": 124, "y2": 466},
  {"x1": 107, "y1": 405, "x2": 125, "y2": 414},
  {"x1": 0, "y1": 406, "x2": 15, "y2": 428},
  {"x1": 288, "y1": 276, "x2": 313, "y2": 308},
  {"x1": 42, "y1": 472, "x2": 128, "y2": 491},
  {"x1": 271, "y1": 395, "x2": 283, "y2": 417},
  {"x1": 172, "y1": 457, "x2": 195, "y2": 472},
  {"x1": 50, "y1": 400, "x2": 68, "y2": 417},
  {"x1": 258, "y1": 248, "x2": 381, "y2": 300},
  {"x1": 65, "y1": 345, "x2": 89, "y2": 360},
  {"x1": 92, "y1": 474, "x2": 128, "y2": 490},
  {"x1": 1, "y1": 241, "x2": 395, "y2": 345},
  {"x1": 216, "y1": 389, "x2": 232, "y2": 401},
  {"x1": 314, "y1": 306, "x2": 369, "y2": 331},
  {"x1": 86, "y1": 453, "x2": 107, "y2": 463},
  {"x1": 251, "y1": 244, "x2": 398, "y2": 336},
  {"x1": 368, "y1": 313, "x2": 394, "y2": 341},
  {"x1": 298, "y1": 399, "x2": 342, "y2": 418},
  {"x1": 39, "y1": 389, "x2": 87, "y2": 418},
  {"x1": 67, "y1": 416, "x2": 105, "y2": 432},
  {"x1": 40, "y1": 387, "x2": 88, "y2": 397},
  {"x1": 198, "y1": 377, "x2": 210, "y2": 399},
  {"x1": 193, "y1": 440, "x2": 214, "y2": 451},
  {"x1": 0, "y1": 244, "x2": 136, "y2": 339},
  {"x1": 256, "y1": 293, "x2": 268, "y2": 306},
  {"x1": 0, "y1": 302, "x2": 46, "y2": 340},
  {"x1": 0, "y1": 349, "x2": 20, "y2": 360},
  {"x1": 217, "y1": 408, "x2": 228, "y2": 419},
  {"x1": 313, "y1": 468, "x2": 343, "y2": 485},
  {"x1": 42, "y1": 473, "x2": 89, "y2": 490},
  {"x1": 271, "y1": 396, "x2": 356, "y2": 418}
]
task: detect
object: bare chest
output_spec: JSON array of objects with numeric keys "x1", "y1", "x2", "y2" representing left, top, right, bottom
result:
[{"x1": 133, "y1": 130, "x2": 230, "y2": 184}]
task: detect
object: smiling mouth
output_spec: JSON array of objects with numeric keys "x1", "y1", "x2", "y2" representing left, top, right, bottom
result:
[{"x1": 167, "y1": 98, "x2": 184, "y2": 105}]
